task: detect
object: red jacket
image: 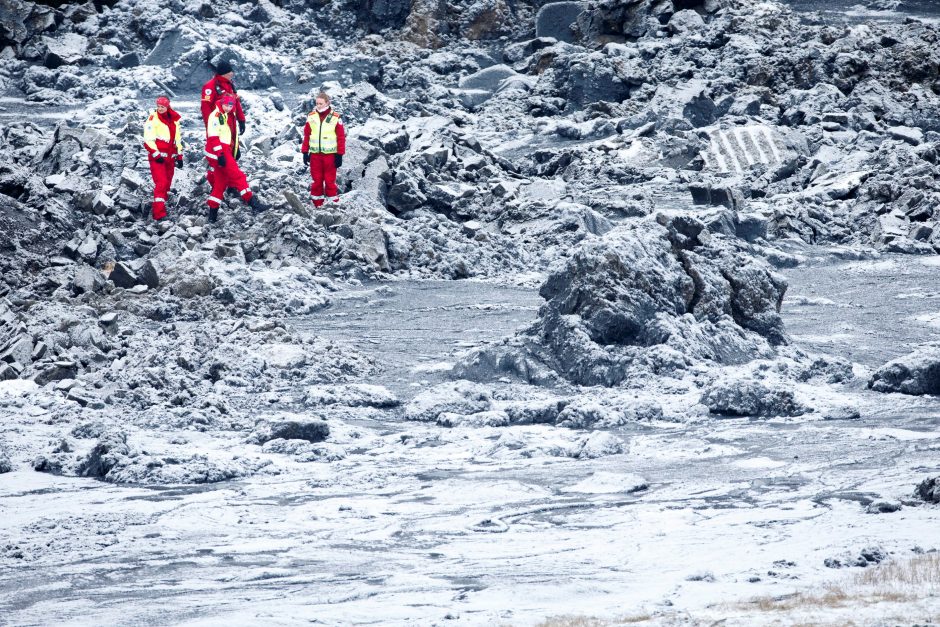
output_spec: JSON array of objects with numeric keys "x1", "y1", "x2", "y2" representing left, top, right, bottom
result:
[
  {"x1": 200, "y1": 74, "x2": 245, "y2": 128},
  {"x1": 143, "y1": 109, "x2": 182, "y2": 159},
  {"x1": 204, "y1": 103, "x2": 235, "y2": 160},
  {"x1": 301, "y1": 108, "x2": 346, "y2": 155}
]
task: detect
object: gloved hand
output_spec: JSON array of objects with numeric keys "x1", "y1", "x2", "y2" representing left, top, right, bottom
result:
[
  {"x1": 217, "y1": 154, "x2": 227, "y2": 167},
  {"x1": 175, "y1": 155, "x2": 184, "y2": 168},
  {"x1": 238, "y1": 120, "x2": 246, "y2": 135},
  {"x1": 334, "y1": 153, "x2": 343, "y2": 168},
  {"x1": 303, "y1": 153, "x2": 310, "y2": 166}
]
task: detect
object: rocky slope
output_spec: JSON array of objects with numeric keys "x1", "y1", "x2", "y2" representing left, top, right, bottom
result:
[{"x1": 1, "y1": 0, "x2": 938, "y2": 475}]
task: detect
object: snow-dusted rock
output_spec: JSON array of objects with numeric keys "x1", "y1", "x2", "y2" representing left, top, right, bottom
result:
[
  {"x1": 403, "y1": 381, "x2": 491, "y2": 422},
  {"x1": 536, "y1": 2, "x2": 583, "y2": 43},
  {"x1": 250, "y1": 418, "x2": 330, "y2": 444},
  {"x1": 915, "y1": 476, "x2": 940, "y2": 504},
  {"x1": 0, "y1": 447, "x2": 12, "y2": 474},
  {"x1": 456, "y1": 219, "x2": 787, "y2": 386},
  {"x1": 304, "y1": 384, "x2": 400, "y2": 408},
  {"x1": 700, "y1": 377, "x2": 806, "y2": 417},
  {"x1": 869, "y1": 347, "x2": 940, "y2": 396}
]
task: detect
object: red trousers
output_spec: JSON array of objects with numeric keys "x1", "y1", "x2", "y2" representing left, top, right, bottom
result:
[
  {"x1": 206, "y1": 134, "x2": 238, "y2": 188},
  {"x1": 309, "y1": 152, "x2": 338, "y2": 207},
  {"x1": 206, "y1": 155, "x2": 252, "y2": 210},
  {"x1": 148, "y1": 157, "x2": 176, "y2": 220}
]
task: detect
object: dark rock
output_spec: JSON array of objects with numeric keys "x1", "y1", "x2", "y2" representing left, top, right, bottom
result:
[
  {"x1": 209, "y1": 48, "x2": 274, "y2": 90},
  {"x1": 736, "y1": 213, "x2": 768, "y2": 243},
  {"x1": 0, "y1": 449, "x2": 11, "y2": 474},
  {"x1": 34, "y1": 361, "x2": 78, "y2": 386},
  {"x1": 1, "y1": 336, "x2": 32, "y2": 367},
  {"x1": 701, "y1": 378, "x2": 806, "y2": 417},
  {"x1": 459, "y1": 222, "x2": 787, "y2": 387},
  {"x1": 380, "y1": 130, "x2": 410, "y2": 155},
  {"x1": 458, "y1": 64, "x2": 516, "y2": 92},
  {"x1": 117, "y1": 51, "x2": 140, "y2": 69},
  {"x1": 865, "y1": 501, "x2": 901, "y2": 514},
  {"x1": 689, "y1": 183, "x2": 744, "y2": 210},
  {"x1": 0, "y1": 364, "x2": 17, "y2": 381},
  {"x1": 108, "y1": 262, "x2": 137, "y2": 289},
  {"x1": 565, "y1": 60, "x2": 631, "y2": 109},
  {"x1": 172, "y1": 274, "x2": 214, "y2": 298},
  {"x1": 387, "y1": 174, "x2": 427, "y2": 213},
  {"x1": 869, "y1": 347, "x2": 940, "y2": 395},
  {"x1": 460, "y1": 0, "x2": 516, "y2": 40},
  {"x1": 536, "y1": 2, "x2": 583, "y2": 43},
  {"x1": 253, "y1": 419, "x2": 330, "y2": 444},
  {"x1": 71, "y1": 421, "x2": 108, "y2": 439},
  {"x1": 361, "y1": 0, "x2": 412, "y2": 31},
  {"x1": 77, "y1": 431, "x2": 130, "y2": 479},
  {"x1": 135, "y1": 260, "x2": 160, "y2": 289},
  {"x1": 1, "y1": 2, "x2": 55, "y2": 48},
  {"x1": 33, "y1": 455, "x2": 65, "y2": 475},
  {"x1": 503, "y1": 37, "x2": 557, "y2": 64},
  {"x1": 822, "y1": 406, "x2": 861, "y2": 421},
  {"x1": 145, "y1": 28, "x2": 212, "y2": 91},
  {"x1": 915, "y1": 476, "x2": 940, "y2": 504}
]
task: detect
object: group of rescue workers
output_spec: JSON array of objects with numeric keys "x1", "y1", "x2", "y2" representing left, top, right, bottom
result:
[{"x1": 141, "y1": 59, "x2": 346, "y2": 223}]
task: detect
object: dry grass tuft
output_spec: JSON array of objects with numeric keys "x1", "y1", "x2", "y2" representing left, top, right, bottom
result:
[
  {"x1": 739, "y1": 552, "x2": 940, "y2": 620},
  {"x1": 535, "y1": 614, "x2": 652, "y2": 627},
  {"x1": 855, "y1": 552, "x2": 940, "y2": 588}
]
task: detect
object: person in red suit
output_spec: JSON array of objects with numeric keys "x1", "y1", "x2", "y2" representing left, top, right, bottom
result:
[
  {"x1": 142, "y1": 95, "x2": 183, "y2": 221},
  {"x1": 201, "y1": 59, "x2": 245, "y2": 187},
  {"x1": 205, "y1": 94, "x2": 264, "y2": 223},
  {"x1": 301, "y1": 92, "x2": 345, "y2": 207}
]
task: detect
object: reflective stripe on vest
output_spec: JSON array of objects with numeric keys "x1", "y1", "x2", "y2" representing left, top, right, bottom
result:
[
  {"x1": 143, "y1": 110, "x2": 182, "y2": 154},
  {"x1": 207, "y1": 110, "x2": 232, "y2": 147},
  {"x1": 306, "y1": 112, "x2": 339, "y2": 154}
]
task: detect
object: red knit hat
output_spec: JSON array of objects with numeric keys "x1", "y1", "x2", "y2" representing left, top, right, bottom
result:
[
  {"x1": 219, "y1": 94, "x2": 236, "y2": 108},
  {"x1": 156, "y1": 96, "x2": 170, "y2": 107}
]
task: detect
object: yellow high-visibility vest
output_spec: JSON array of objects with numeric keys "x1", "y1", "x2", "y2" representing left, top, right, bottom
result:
[
  {"x1": 143, "y1": 110, "x2": 182, "y2": 155},
  {"x1": 306, "y1": 111, "x2": 340, "y2": 154},
  {"x1": 207, "y1": 110, "x2": 232, "y2": 146}
]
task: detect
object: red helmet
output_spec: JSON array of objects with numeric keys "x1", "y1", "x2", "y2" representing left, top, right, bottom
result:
[
  {"x1": 155, "y1": 96, "x2": 170, "y2": 107},
  {"x1": 219, "y1": 93, "x2": 236, "y2": 108}
]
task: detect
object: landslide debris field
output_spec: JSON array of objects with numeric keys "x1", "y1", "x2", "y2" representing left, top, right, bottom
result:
[{"x1": 2, "y1": 0, "x2": 940, "y2": 624}]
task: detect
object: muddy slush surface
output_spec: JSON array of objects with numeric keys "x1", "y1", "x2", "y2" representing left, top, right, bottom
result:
[{"x1": 3, "y1": 255, "x2": 940, "y2": 625}]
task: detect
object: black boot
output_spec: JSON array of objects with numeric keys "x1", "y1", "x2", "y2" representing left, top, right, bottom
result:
[
  {"x1": 248, "y1": 196, "x2": 266, "y2": 213},
  {"x1": 208, "y1": 205, "x2": 218, "y2": 223}
]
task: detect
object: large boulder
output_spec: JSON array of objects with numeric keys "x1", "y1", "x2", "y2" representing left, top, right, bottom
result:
[
  {"x1": 42, "y1": 33, "x2": 88, "y2": 69},
  {"x1": 565, "y1": 57, "x2": 633, "y2": 109},
  {"x1": 536, "y1": 2, "x2": 584, "y2": 43},
  {"x1": 701, "y1": 378, "x2": 806, "y2": 417},
  {"x1": 404, "y1": 381, "x2": 491, "y2": 422},
  {"x1": 77, "y1": 431, "x2": 130, "y2": 479},
  {"x1": 576, "y1": 0, "x2": 713, "y2": 44},
  {"x1": 1, "y1": 2, "x2": 57, "y2": 48},
  {"x1": 915, "y1": 476, "x2": 940, "y2": 504},
  {"x1": 144, "y1": 27, "x2": 212, "y2": 92},
  {"x1": 456, "y1": 220, "x2": 787, "y2": 386},
  {"x1": 0, "y1": 447, "x2": 11, "y2": 474},
  {"x1": 359, "y1": 0, "x2": 412, "y2": 31},
  {"x1": 250, "y1": 418, "x2": 330, "y2": 444},
  {"x1": 869, "y1": 347, "x2": 940, "y2": 395}
]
